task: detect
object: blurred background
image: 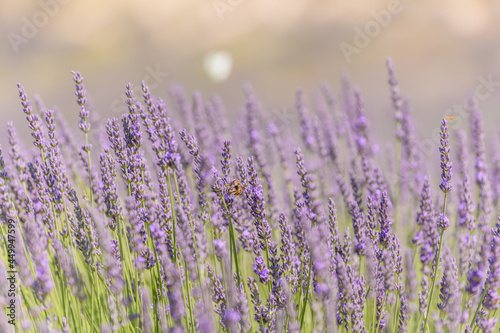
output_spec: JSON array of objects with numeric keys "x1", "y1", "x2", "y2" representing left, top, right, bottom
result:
[{"x1": 1, "y1": 0, "x2": 500, "y2": 149}]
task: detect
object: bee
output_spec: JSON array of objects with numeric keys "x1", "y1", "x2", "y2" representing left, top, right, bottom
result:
[
  {"x1": 228, "y1": 179, "x2": 243, "y2": 195},
  {"x1": 445, "y1": 116, "x2": 453, "y2": 120}
]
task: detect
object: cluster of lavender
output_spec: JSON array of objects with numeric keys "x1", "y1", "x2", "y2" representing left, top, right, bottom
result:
[{"x1": 0, "y1": 58, "x2": 499, "y2": 333}]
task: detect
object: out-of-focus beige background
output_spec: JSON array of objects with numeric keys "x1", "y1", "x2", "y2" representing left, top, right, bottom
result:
[{"x1": 2, "y1": 0, "x2": 500, "y2": 148}]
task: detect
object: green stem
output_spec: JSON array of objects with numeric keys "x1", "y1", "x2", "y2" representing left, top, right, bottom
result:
[
  {"x1": 373, "y1": 294, "x2": 387, "y2": 333},
  {"x1": 296, "y1": 260, "x2": 304, "y2": 308},
  {"x1": 172, "y1": 172, "x2": 202, "y2": 285},
  {"x1": 359, "y1": 255, "x2": 364, "y2": 278},
  {"x1": 423, "y1": 192, "x2": 448, "y2": 332},
  {"x1": 422, "y1": 229, "x2": 444, "y2": 331},
  {"x1": 299, "y1": 256, "x2": 313, "y2": 329},
  {"x1": 469, "y1": 280, "x2": 488, "y2": 331},
  {"x1": 391, "y1": 287, "x2": 400, "y2": 333},
  {"x1": 221, "y1": 197, "x2": 242, "y2": 287},
  {"x1": 84, "y1": 133, "x2": 94, "y2": 207},
  {"x1": 185, "y1": 271, "x2": 196, "y2": 333},
  {"x1": 371, "y1": 261, "x2": 381, "y2": 331},
  {"x1": 263, "y1": 229, "x2": 271, "y2": 293},
  {"x1": 166, "y1": 168, "x2": 178, "y2": 264}
]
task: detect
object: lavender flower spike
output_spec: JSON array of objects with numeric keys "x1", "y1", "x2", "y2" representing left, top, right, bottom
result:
[
  {"x1": 17, "y1": 83, "x2": 46, "y2": 152},
  {"x1": 439, "y1": 118, "x2": 452, "y2": 194},
  {"x1": 71, "y1": 71, "x2": 90, "y2": 133},
  {"x1": 386, "y1": 57, "x2": 403, "y2": 140},
  {"x1": 423, "y1": 118, "x2": 453, "y2": 332},
  {"x1": 378, "y1": 191, "x2": 392, "y2": 248},
  {"x1": 483, "y1": 231, "x2": 500, "y2": 310}
]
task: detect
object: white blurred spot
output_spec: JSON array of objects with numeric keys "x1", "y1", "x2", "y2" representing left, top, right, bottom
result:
[{"x1": 204, "y1": 51, "x2": 233, "y2": 82}]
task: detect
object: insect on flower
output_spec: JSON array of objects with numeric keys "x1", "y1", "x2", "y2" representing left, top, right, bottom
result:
[{"x1": 228, "y1": 179, "x2": 243, "y2": 195}]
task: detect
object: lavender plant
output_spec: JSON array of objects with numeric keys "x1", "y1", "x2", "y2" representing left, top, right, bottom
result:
[{"x1": 1, "y1": 60, "x2": 499, "y2": 333}]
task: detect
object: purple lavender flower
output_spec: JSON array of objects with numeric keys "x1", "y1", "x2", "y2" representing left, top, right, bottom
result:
[
  {"x1": 6, "y1": 122, "x2": 28, "y2": 183},
  {"x1": 294, "y1": 148, "x2": 322, "y2": 225},
  {"x1": 25, "y1": 216, "x2": 54, "y2": 301},
  {"x1": 17, "y1": 83, "x2": 46, "y2": 153},
  {"x1": 470, "y1": 100, "x2": 493, "y2": 231},
  {"x1": 470, "y1": 99, "x2": 487, "y2": 185},
  {"x1": 137, "y1": 247, "x2": 156, "y2": 270},
  {"x1": 479, "y1": 317, "x2": 498, "y2": 333},
  {"x1": 245, "y1": 89, "x2": 278, "y2": 219},
  {"x1": 400, "y1": 98, "x2": 417, "y2": 178},
  {"x1": 483, "y1": 232, "x2": 500, "y2": 310},
  {"x1": 458, "y1": 174, "x2": 475, "y2": 230},
  {"x1": 439, "y1": 118, "x2": 452, "y2": 194},
  {"x1": 162, "y1": 254, "x2": 185, "y2": 327},
  {"x1": 379, "y1": 242, "x2": 395, "y2": 294},
  {"x1": 213, "y1": 238, "x2": 227, "y2": 261},
  {"x1": 349, "y1": 170, "x2": 363, "y2": 211},
  {"x1": 438, "y1": 256, "x2": 458, "y2": 312},
  {"x1": 375, "y1": 272, "x2": 387, "y2": 331},
  {"x1": 466, "y1": 269, "x2": 486, "y2": 296},
  {"x1": 386, "y1": 57, "x2": 403, "y2": 141},
  {"x1": 341, "y1": 228, "x2": 353, "y2": 265},
  {"x1": 437, "y1": 213, "x2": 450, "y2": 230},
  {"x1": 398, "y1": 295, "x2": 409, "y2": 333},
  {"x1": 378, "y1": 191, "x2": 392, "y2": 248},
  {"x1": 352, "y1": 87, "x2": 370, "y2": 155},
  {"x1": 337, "y1": 174, "x2": 353, "y2": 209},
  {"x1": 279, "y1": 213, "x2": 295, "y2": 276},
  {"x1": 71, "y1": 71, "x2": 91, "y2": 134},
  {"x1": 180, "y1": 129, "x2": 209, "y2": 221},
  {"x1": 311, "y1": 114, "x2": 330, "y2": 164},
  {"x1": 100, "y1": 147, "x2": 122, "y2": 230},
  {"x1": 351, "y1": 277, "x2": 368, "y2": 333},
  {"x1": 335, "y1": 253, "x2": 353, "y2": 305},
  {"x1": 221, "y1": 140, "x2": 231, "y2": 182},
  {"x1": 253, "y1": 256, "x2": 271, "y2": 284},
  {"x1": 0, "y1": 145, "x2": 6, "y2": 180},
  {"x1": 455, "y1": 129, "x2": 469, "y2": 178},
  {"x1": 244, "y1": 158, "x2": 272, "y2": 254},
  {"x1": 295, "y1": 89, "x2": 315, "y2": 152},
  {"x1": 248, "y1": 276, "x2": 274, "y2": 328},
  {"x1": 349, "y1": 201, "x2": 365, "y2": 256},
  {"x1": 122, "y1": 113, "x2": 142, "y2": 150}
]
